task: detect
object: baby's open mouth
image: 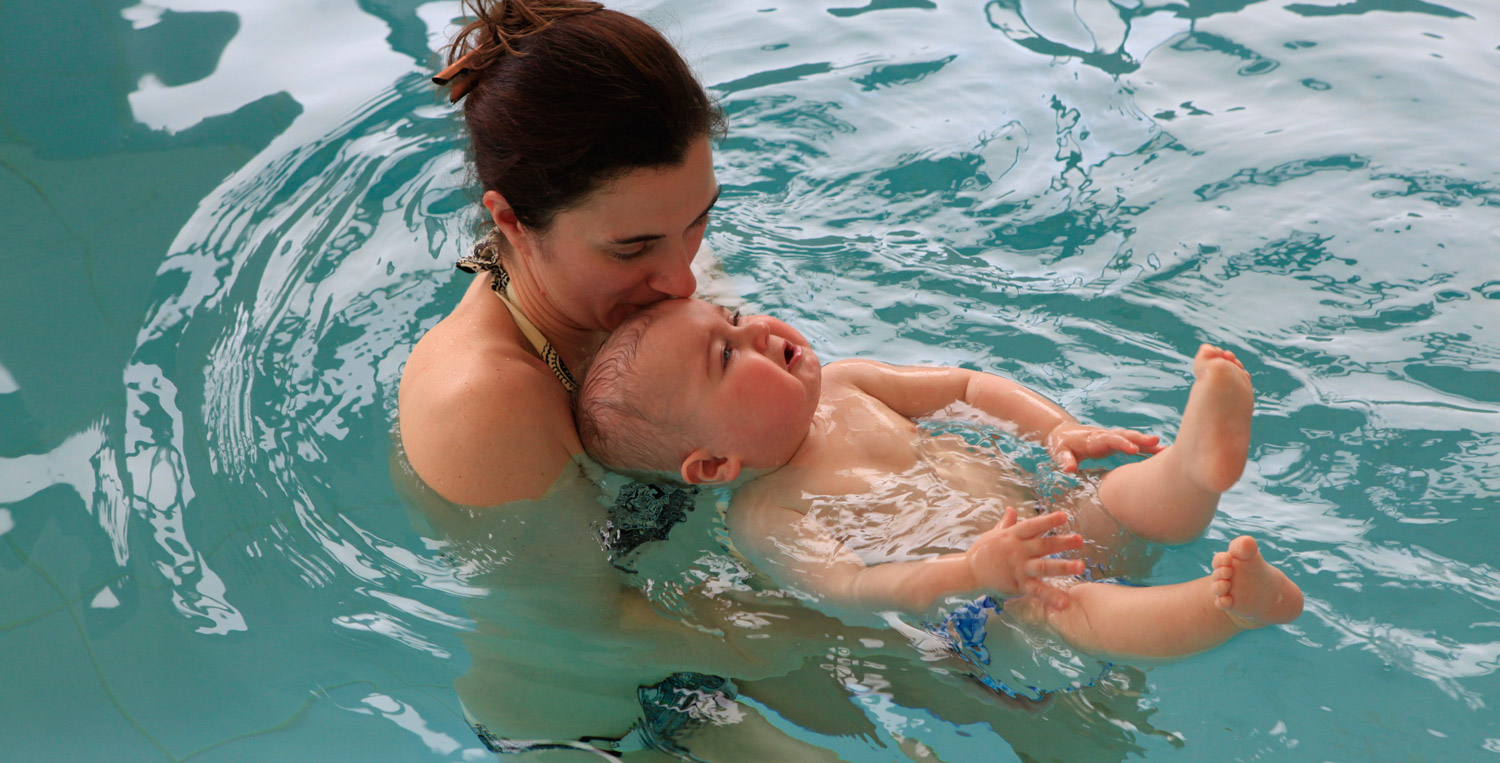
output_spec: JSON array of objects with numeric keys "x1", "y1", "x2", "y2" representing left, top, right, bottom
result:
[{"x1": 784, "y1": 343, "x2": 799, "y2": 369}]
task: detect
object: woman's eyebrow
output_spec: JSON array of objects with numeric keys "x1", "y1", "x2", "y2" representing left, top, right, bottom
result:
[
  {"x1": 697, "y1": 186, "x2": 722, "y2": 220},
  {"x1": 608, "y1": 187, "x2": 721, "y2": 245}
]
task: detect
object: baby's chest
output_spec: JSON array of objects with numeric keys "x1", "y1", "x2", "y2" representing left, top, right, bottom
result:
[{"x1": 820, "y1": 396, "x2": 925, "y2": 468}]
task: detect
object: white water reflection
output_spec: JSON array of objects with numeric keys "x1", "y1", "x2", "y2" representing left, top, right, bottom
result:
[
  {"x1": 126, "y1": 0, "x2": 413, "y2": 144},
  {"x1": 357, "y1": 692, "x2": 465, "y2": 756},
  {"x1": 0, "y1": 359, "x2": 18, "y2": 394},
  {"x1": 0, "y1": 423, "x2": 103, "y2": 506},
  {"x1": 121, "y1": 2, "x2": 166, "y2": 29},
  {"x1": 1308, "y1": 597, "x2": 1496, "y2": 710}
]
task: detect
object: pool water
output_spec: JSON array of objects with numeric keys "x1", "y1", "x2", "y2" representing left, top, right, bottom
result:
[{"x1": 3, "y1": 0, "x2": 1498, "y2": 759}]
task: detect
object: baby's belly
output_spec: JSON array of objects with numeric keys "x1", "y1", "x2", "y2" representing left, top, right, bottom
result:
[
  {"x1": 809, "y1": 437, "x2": 1041, "y2": 564},
  {"x1": 917, "y1": 432, "x2": 1039, "y2": 508}
]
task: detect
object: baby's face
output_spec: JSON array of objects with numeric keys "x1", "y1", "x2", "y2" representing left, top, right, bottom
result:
[{"x1": 635, "y1": 298, "x2": 821, "y2": 469}]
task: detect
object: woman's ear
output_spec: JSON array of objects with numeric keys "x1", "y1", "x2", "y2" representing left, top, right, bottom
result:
[
  {"x1": 680, "y1": 450, "x2": 742, "y2": 485},
  {"x1": 483, "y1": 190, "x2": 528, "y2": 251}
]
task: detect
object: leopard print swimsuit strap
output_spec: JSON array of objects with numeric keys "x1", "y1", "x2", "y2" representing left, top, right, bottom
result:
[{"x1": 457, "y1": 235, "x2": 579, "y2": 394}]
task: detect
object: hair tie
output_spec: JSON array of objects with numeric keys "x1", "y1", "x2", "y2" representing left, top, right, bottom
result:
[
  {"x1": 436, "y1": 2, "x2": 606, "y2": 104},
  {"x1": 433, "y1": 48, "x2": 483, "y2": 103}
]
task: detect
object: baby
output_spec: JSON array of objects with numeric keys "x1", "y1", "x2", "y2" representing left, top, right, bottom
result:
[{"x1": 575, "y1": 298, "x2": 1302, "y2": 661}]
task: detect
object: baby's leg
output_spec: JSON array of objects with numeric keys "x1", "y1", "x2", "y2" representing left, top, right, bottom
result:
[
  {"x1": 1095, "y1": 345, "x2": 1253, "y2": 544},
  {"x1": 1006, "y1": 536, "x2": 1302, "y2": 660}
]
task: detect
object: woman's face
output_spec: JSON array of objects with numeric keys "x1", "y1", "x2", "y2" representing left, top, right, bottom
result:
[{"x1": 498, "y1": 136, "x2": 720, "y2": 333}]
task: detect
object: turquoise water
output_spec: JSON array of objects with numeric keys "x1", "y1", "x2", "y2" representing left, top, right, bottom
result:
[{"x1": 3, "y1": 0, "x2": 1498, "y2": 759}]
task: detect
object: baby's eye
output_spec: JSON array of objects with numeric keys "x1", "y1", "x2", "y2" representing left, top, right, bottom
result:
[
  {"x1": 731, "y1": 310, "x2": 741, "y2": 325},
  {"x1": 722, "y1": 343, "x2": 732, "y2": 367}
]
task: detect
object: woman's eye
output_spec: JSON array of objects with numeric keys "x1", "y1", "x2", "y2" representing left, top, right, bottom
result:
[{"x1": 611, "y1": 244, "x2": 649, "y2": 261}]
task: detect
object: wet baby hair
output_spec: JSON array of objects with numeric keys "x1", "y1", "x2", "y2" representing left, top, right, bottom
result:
[
  {"x1": 436, "y1": 0, "x2": 725, "y2": 235},
  {"x1": 574, "y1": 303, "x2": 693, "y2": 479}
]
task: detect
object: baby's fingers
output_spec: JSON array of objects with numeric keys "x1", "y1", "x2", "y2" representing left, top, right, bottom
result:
[
  {"x1": 1025, "y1": 556, "x2": 1085, "y2": 579},
  {"x1": 1036, "y1": 532, "x2": 1084, "y2": 556},
  {"x1": 1120, "y1": 429, "x2": 1163, "y2": 453},
  {"x1": 1013, "y1": 510, "x2": 1070, "y2": 539},
  {"x1": 998, "y1": 505, "x2": 1018, "y2": 530},
  {"x1": 1023, "y1": 579, "x2": 1073, "y2": 610},
  {"x1": 1050, "y1": 447, "x2": 1080, "y2": 473},
  {"x1": 1102, "y1": 431, "x2": 1141, "y2": 454}
]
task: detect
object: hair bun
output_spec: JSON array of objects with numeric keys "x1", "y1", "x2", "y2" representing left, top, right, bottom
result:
[{"x1": 437, "y1": 0, "x2": 604, "y2": 101}]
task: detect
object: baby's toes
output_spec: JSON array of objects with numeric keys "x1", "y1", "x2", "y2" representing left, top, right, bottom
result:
[{"x1": 1229, "y1": 535, "x2": 1260, "y2": 561}]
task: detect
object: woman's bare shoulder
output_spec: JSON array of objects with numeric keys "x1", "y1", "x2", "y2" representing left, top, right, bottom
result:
[{"x1": 399, "y1": 313, "x2": 581, "y2": 506}]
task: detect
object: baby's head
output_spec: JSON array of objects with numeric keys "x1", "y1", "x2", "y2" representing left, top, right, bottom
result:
[{"x1": 576, "y1": 298, "x2": 822, "y2": 484}]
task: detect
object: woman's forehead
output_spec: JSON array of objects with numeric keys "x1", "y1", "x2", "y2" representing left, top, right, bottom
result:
[{"x1": 566, "y1": 140, "x2": 717, "y2": 227}]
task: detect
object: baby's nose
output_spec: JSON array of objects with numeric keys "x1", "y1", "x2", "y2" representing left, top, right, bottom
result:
[{"x1": 747, "y1": 318, "x2": 771, "y2": 352}]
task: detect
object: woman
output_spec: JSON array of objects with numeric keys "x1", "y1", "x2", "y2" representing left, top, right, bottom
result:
[
  {"x1": 397, "y1": 1, "x2": 865, "y2": 757},
  {"x1": 399, "y1": 0, "x2": 718, "y2": 507}
]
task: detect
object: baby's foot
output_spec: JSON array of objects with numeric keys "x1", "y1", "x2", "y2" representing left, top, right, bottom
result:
[
  {"x1": 1175, "y1": 345, "x2": 1253, "y2": 493},
  {"x1": 1211, "y1": 536, "x2": 1303, "y2": 630}
]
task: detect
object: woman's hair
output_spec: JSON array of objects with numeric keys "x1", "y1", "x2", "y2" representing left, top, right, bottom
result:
[{"x1": 441, "y1": 0, "x2": 725, "y2": 233}]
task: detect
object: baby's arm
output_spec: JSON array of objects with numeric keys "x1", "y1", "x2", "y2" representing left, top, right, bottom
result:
[
  {"x1": 729, "y1": 498, "x2": 1083, "y2": 618},
  {"x1": 829, "y1": 359, "x2": 1160, "y2": 472}
]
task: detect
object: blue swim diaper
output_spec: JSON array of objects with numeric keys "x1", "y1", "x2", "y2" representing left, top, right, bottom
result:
[{"x1": 923, "y1": 596, "x2": 1113, "y2": 701}]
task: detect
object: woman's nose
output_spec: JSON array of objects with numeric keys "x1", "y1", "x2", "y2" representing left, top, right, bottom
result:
[{"x1": 650, "y1": 253, "x2": 697, "y2": 298}]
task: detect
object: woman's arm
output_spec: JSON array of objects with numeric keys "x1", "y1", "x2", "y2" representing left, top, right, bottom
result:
[{"x1": 413, "y1": 471, "x2": 878, "y2": 683}]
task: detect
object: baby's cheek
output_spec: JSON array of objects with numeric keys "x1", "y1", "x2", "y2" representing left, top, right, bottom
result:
[{"x1": 726, "y1": 372, "x2": 771, "y2": 401}]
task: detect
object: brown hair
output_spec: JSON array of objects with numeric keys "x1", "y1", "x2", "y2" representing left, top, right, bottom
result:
[{"x1": 440, "y1": 0, "x2": 725, "y2": 233}]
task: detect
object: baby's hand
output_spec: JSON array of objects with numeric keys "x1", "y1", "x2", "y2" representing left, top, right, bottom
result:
[
  {"x1": 966, "y1": 508, "x2": 1085, "y2": 609},
  {"x1": 1046, "y1": 423, "x2": 1163, "y2": 473}
]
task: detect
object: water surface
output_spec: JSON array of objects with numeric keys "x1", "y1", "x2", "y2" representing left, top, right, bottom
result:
[{"x1": 2, "y1": 0, "x2": 1498, "y2": 759}]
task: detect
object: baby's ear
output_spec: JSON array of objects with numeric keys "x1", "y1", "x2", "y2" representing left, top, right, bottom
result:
[{"x1": 680, "y1": 450, "x2": 742, "y2": 485}]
